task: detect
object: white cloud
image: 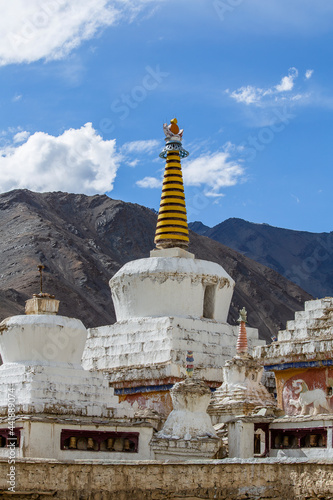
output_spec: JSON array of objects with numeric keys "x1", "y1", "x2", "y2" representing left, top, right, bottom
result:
[
  {"x1": 0, "y1": 0, "x2": 165, "y2": 66},
  {"x1": 291, "y1": 93, "x2": 306, "y2": 101},
  {"x1": 0, "y1": 123, "x2": 119, "y2": 194},
  {"x1": 13, "y1": 130, "x2": 30, "y2": 143},
  {"x1": 305, "y1": 69, "x2": 314, "y2": 79},
  {"x1": 275, "y1": 67, "x2": 298, "y2": 91},
  {"x1": 136, "y1": 148, "x2": 245, "y2": 195},
  {"x1": 229, "y1": 86, "x2": 263, "y2": 105},
  {"x1": 121, "y1": 139, "x2": 159, "y2": 155},
  {"x1": 127, "y1": 159, "x2": 139, "y2": 168},
  {"x1": 228, "y1": 67, "x2": 311, "y2": 107},
  {"x1": 136, "y1": 176, "x2": 162, "y2": 188},
  {"x1": 183, "y1": 151, "x2": 244, "y2": 194},
  {"x1": 291, "y1": 194, "x2": 300, "y2": 203},
  {"x1": 122, "y1": 139, "x2": 160, "y2": 169},
  {"x1": 205, "y1": 191, "x2": 225, "y2": 198},
  {"x1": 12, "y1": 94, "x2": 22, "y2": 102}
]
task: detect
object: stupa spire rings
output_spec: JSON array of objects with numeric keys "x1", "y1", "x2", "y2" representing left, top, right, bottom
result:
[
  {"x1": 154, "y1": 118, "x2": 190, "y2": 249},
  {"x1": 236, "y1": 307, "x2": 248, "y2": 355}
]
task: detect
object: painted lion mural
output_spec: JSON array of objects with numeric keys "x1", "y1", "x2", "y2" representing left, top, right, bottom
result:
[{"x1": 289, "y1": 379, "x2": 332, "y2": 415}]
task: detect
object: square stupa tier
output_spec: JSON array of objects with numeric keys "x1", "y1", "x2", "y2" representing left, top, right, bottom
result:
[{"x1": 82, "y1": 250, "x2": 265, "y2": 414}]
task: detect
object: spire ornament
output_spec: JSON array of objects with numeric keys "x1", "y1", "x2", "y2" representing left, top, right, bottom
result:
[
  {"x1": 34, "y1": 264, "x2": 55, "y2": 299},
  {"x1": 37, "y1": 264, "x2": 45, "y2": 294},
  {"x1": 237, "y1": 307, "x2": 247, "y2": 324},
  {"x1": 154, "y1": 118, "x2": 190, "y2": 249},
  {"x1": 25, "y1": 264, "x2": 59, "y2": 315},
  {"x1": 236, "y1": 307, "x2": 248, "y2": 355}
]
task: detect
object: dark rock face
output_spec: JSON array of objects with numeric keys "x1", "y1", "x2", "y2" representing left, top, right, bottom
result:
[
  {"x1": 189, "y1": 218, "x2": 333, "y2": 299},
  {"x1": 0, "y1": 190, "x2": 312, "y2": 342}
]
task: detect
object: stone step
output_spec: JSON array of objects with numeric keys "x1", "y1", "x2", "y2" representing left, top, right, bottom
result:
[
  {"x1": 294, "y1": 309, "x2": 330, "y2": 321},
  {"x1": 304, "y1": 297, "x2": 333, "y2": 311}
]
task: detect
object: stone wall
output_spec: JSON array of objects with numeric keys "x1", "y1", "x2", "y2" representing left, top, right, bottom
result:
[{"x1": 1, "y1": 458, "x2": 333, "y2": 499}]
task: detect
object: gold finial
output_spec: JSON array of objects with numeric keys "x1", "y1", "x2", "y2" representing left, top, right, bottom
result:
[
  {"x1": 237, "y1": 307, "x2": 247, "y2": 323},
  {"x1": 169, "y1": 118, "x2": 179, "y2": 134},
  {"x1": 162, "y1": 118, "x2": 184, "y2": 142}
]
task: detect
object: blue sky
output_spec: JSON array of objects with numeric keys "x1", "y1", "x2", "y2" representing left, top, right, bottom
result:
[{"x1": 0, "y1": 0, "x2": 332, "y2": 232}]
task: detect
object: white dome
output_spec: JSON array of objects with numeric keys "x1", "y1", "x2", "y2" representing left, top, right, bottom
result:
[
  {"x1": 0, "y1": 314, "x2": 87, "y2": 367},
  {"x1": 110, "y1": 256, "x2": 235, "y2": 323}
]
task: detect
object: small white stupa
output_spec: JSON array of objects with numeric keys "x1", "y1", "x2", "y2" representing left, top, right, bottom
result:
[
  {"x1": 209, "y1": 308, "x2": 276, "y2": 424},
  {"x1": 0, "y1": 266, "x2": 154, "y2": 460},
  {"x1": 151, "y1": 352, "x2": 221, "y2": 460}
]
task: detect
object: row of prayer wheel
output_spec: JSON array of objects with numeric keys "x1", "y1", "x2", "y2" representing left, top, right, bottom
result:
[
  {"x1": 68, "y1": 436, "x2": 133, "y2": 451},
  {"x1": 274, "y1": 433, "x2": 326, "y2": 448}
]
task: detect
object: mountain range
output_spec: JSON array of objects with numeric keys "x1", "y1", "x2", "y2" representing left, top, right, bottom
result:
[
  {"x1": 189, "y1": 218, "x2": 333, "y2": 299},
  {"x1": 0, "y1": 190, "x2": 312, "y2": 343}
]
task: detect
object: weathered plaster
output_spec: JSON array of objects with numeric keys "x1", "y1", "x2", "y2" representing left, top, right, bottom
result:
[
  {"x1": 1, "y1": 459, "x2": 333, "y2": 499},
  {"x1": 83, "y1": 317, "x2": 263, "y2": 387}
]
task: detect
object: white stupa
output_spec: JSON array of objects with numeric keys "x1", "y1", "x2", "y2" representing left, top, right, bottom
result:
[{"x1": 82, "y1": 119, "x2": 264, "y2": 414}]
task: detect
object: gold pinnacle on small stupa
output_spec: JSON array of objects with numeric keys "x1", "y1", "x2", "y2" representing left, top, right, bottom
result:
[{"x1": 154, "y1": 118, "x2": 190, "y2": 249}]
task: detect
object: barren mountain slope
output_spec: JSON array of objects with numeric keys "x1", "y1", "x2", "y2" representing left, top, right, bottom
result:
[
  {"x1": 189, "y1": 218, "x2": 333, "y2": 298},
  {"x1": 0, "y1": 190, "x2": 312, "y2": 342}
]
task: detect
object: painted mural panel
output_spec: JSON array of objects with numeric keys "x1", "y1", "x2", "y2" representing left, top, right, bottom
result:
[
  {"x1": 279, "y1": 368, "x2": 333, "y2": 416},
  {"x1": 118, "y1": 391, "x2": 173, "y2": 416}
]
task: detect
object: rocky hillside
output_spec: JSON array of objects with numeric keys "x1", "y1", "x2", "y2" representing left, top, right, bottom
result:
[
  {"x1": 0, "y1": 190, "x2": 312, "y2": 342},
  {"x1": 189, "y1": 218, "x2": 333, "y2": 299}
]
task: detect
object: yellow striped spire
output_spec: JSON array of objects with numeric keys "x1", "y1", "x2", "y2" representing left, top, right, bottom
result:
[{"x1": 154, "y1": 119, "x2": 190, "y2": 249}]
